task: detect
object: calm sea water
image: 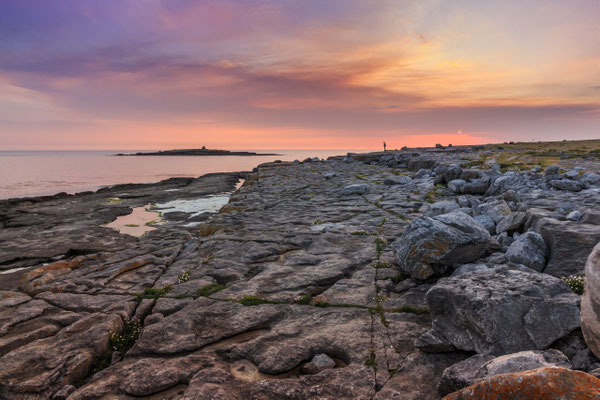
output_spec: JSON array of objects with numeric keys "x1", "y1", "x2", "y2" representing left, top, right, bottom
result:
[{"x1": 0, "y1": 150, "x2": 371, "y2": 200}]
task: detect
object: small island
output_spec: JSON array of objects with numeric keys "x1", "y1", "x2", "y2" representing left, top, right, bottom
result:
[{"x1": 114, "y1": 147, "x2": 279, "y2": 156}]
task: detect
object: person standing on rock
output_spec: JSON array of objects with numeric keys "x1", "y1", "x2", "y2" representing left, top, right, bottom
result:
[{"x1": 383, "y1": 141, "x2": 387, "y2": 151}]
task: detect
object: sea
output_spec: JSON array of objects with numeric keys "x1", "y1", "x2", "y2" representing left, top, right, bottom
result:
[{"x1": 0, "y1": 149, "x2": 373, "y2": 200}]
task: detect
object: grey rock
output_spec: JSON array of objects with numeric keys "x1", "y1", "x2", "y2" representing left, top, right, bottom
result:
[
  {"x1": 582, "y1": 242, "x2": 600, "y2": 359},
  {"x1": 415, "y1": 330, "x2": 456, "y2": 353},
  {"x1": 414, "y1": 169, "x2": 431, "y2": 179},
  {"x1": 52, "y1": 385, "x2": 76, "y2": 400},
  {"x1": 393, "y1": 212, "x2": 491, "y2": 280},
  {"x1": 447, "y1": 179, "x2": 467, "y2": 193},
  {"x1": 423, "y1": 264, "x2": 581, "y2": 355},
  {"x1": 438, "y1": 349, "x2": 571, "y2": 396},
  {"x1": 505, "y1": 231, "x2": 547, "y2": 272},
  {"x1": 302, "y1": 353, "x2": 337, "y2": 374},
  {"x1": 581, "y1": 172, "x2": 600, "y2": 186},
  {"x1": 535, "y1": 218, "x2": 600, "y2": 277},
  {"x1": 546, "y1": 165, "x2": 560, "y2": 176},
  {"x1": 341, "y1": 184, "x2": 370, "y2": 196},
  {"x1": 424, "y1": 200, "x2": 459, "y2": 217},
  {"x1": 549, "y1": 179, "x2": 585, "y2": 192},
  {"x1": 323, "y1": 172, "x2": 337, "y2": 179},
  {"x1": 567, "y1": 210, "x2": 582, "y2": 221},
  {"x1": 496, "y1": 212, "x2": 526, "y2": 234},
  {"x1": 474, "y1": 215, "x2": 495, "y2": 234},
  {"x1": 461, "y1": 179, "x2": 489, "y2": 195},
  {"x1": 444, "y1": 165, "x2": 463, "y2": 183},
  {"x1": 485, "y1": 173, "x2": 524, "y2": 196},
  {"x1": 565, "y1": 170, "x2": 580, "y2": 178},
  {"x1": 476, "y1": 199, "x2": 512, "y2": 224}
]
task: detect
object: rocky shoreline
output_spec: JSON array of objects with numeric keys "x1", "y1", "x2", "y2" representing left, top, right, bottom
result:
[{"x1": 1, "y1": 141, "x2": 600, "y2": 399}]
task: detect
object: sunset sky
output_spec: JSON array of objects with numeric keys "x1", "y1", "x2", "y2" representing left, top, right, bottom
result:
[{"x1": 1, "y1": 0, "x2": 598, "y2": 150}]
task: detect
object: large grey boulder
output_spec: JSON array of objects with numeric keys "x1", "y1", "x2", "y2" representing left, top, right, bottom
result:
[
  {"x1": 505, "y1": 231, "x2": 547, "y2": 272},
  {"x1": 582, "y1": 242, "x2": 600, "y2": 359},
  {"x1": 423, "y1": 264, "x2": 581, "y2": 355},
  {"x1": 461, "y1": 179, "x2": 490, "y2": 195},
  {"x1": 535, "y1": 218, "x2": 600, "y2": 277},
  {"x1": 438, "y1": 349, "x2": 571, "y2": 396},
  {"x1": 393, "y1": 212, "x2": 490, "y2": 280},
  {"x1": 474, "y1": 215, "x2": 495, "y2": 234}
]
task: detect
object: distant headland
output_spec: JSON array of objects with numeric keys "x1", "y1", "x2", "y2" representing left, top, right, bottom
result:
[{"x1": 114, "y1": 147, "x2": 279, "y2": 156}]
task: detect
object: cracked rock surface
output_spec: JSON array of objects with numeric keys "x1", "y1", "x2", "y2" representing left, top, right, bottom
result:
[{"x1": 2, "y1": 143, "x2": 600, "y2": 399}]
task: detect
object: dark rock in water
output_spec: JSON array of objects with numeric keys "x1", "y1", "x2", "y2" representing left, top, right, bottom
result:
[
  {"x1": 443, "y1": 367, "x2": 600, "y2": 400},
  {"x1": 505, "y1": 231, "x2": 547, "y2": 272},
  {"x1": 438, "y1": 349, "x2": 571, "y2": 396},
  {"x1": 582, "y1": 242, "x2": 600, "y2": 359},
  {"x1": 535, "y1": 218, "x2": 600, "y2": 277},
  {"x1": 393, "y1": 212, "x2": 490, "y2": 280},
  {"x1": 423, "y1": 264, "x2": 580, "y2": 355}
]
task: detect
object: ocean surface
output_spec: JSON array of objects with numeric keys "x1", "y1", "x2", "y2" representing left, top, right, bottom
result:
[{"x1": 0, "y1": 149, "x2": 372, "y2": 200}]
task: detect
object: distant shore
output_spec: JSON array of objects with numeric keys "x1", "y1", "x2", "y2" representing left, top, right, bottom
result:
[{"x1": 114, "y1": 148, "x2": 280, "y2": 156}]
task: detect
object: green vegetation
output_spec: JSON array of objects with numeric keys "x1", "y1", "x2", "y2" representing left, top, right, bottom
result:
[
  {"x1": 237, "y1": 295, "x2": 281, "y2": 306},
  {"x1": 561, "y1": 275, "x2": 584, "y2": 295},
  {"x1": 197, "y1": 283, "x2": 226, "y2": 297},
  {"x1": 389, "y1": 305, "x2": 430, "y2": 315},
  {"x1": 135, "y1": 283, "x2": 173, "y2": 301},
  {"x1": 201, "y1": 255, "x2": 215, "y2": 264},
  {"x1": 293, "y1": 295, "x2": 312, "y2": 304},
  {"x1": 177, "y1": 270, "x2": 191, "y2": 284},
  {"x1": 124, "y1": 224, "x2": 139, "y2": 228},
  {"x1": 364, "y1": 350, "x2": 377, "y2": 372},
  {"x1": 92, "y1": 318, "x2": 141, "y2": 374},
  {"x1": 373, "y1": 261, "x2": 391, "y2": 269}
]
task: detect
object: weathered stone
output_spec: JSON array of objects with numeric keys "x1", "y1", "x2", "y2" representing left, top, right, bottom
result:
[
  {"x1": 581, "y1": 242, "x2": 600, "y2": 359},
  {"x1": 549, "y1": 179, "x2": 585, "y2": 192},
  {"x1": 443, "y1": 367, "x2": 600, "y2": 400},
  {"x1": 447, "y1": 179, "x2": 466, "y2": 193},
  {"x1": 424, "y1": 200, "x2": 460, "y2": 217},
  {"x1": 438, "y1": 349, "x2": 571, "y2": 396},
  {"x1": 301, "y1": 353, "x2": 337, "y2": 374},
  {"x1": 567, "y1": 210, "x2": 582, "y2": 221},
  {"x1": 474, "y1": 215, "x2": 495, "y2": 234},
  {"x1": 424, "y1": 264, "x2": 581, "y2": 355},
  {"x1": 505, "y1": 231, "x2": 547, "y2": 272},
  {"x1": 476, "y1": 199, "x2": 512, "y2": 224},
  {"x1": 341, "y1": 184, "x2": 370, "y2": 195},
  {"x1": 495, "y1": 212, "x2": 526, "y2": 234},
  {"x1": 535, "y1": 218, "x2": 600, "y2": 277},
  {"x1": 393, "y1": 212, "x2": 490, "y2": 280}
]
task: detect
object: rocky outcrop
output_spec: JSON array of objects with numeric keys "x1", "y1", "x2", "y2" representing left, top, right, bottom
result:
[
  {"x1": 423, "y1": 264, "x2": 580, "y2": 355},
  {"x1": 536, "y1": 218, "x2": 600, "y2": 277},
  {"x1": 393, "y1": 212, "x2": 490, "y2": 280},
  {"x1": 581, "y1": 242, "x2": 600, "y2": 359},
  {"x1": 443, "y1": 367, "x2": 600, "y2": 400},
  {"x1": 438, "y1": 349, "x2": 571, "y2": 396},
  {"x1": 505, "y1": 231, "x2": 547, "y2": 272}
]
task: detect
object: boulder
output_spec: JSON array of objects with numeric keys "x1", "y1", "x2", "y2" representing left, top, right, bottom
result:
[
  {"x1": 581, "y1": 172, "x2": 600, "y2": 186},
  {"x1": 301, "y1": 353, "x2": 336, "y2": 374},
  {"x1": 485, "y1": 173, "x2": 524, "y2": 196},
  {"x1": 581, "y1": 242, "x2": 600, "y2": 359},
  {"x1": 444, "y1": 165, "x2": 463, "y2": 183},
  {"x1": 447, "y1": 179, "x2": 466, "y2": 193},
  {"x1": 545, "y1": 165, "x2": 560, "y2": 176},
  {"x1": 495, "y1": 212, "x2": 526, "y2": 234},
  {"x1": 340, "y1": 184, "x2": 370, "y2": 196},
  {"x1": 438, "y1": 349, "x2": 571, "y2": 396},
  {"x1": 393, "y1": 212, "x2": 490, "y2": 280},
  {"x1": 549, "y1": 179, "x2": 585, "y2": 192},
  {"x1": 535, "y1": 218, "x2": 600, "y2": 277},
  {"x1": 443, "y1": 367, "x2": 600, "y2": 400},
  {"x1": 407, "y1": 157, "x2": 437, "y2": 171},
  {"x1": 414, "y1": 169, "x2": 431, "y2": 179},
  {"x1": 505, "y1": 231, "x2": 547, "y2": 272},
  {"x1": 461, "y1": 179, "x2": 489, "y2": 195},
  {"x1": 474, "y1": 215, "x2": 495, "y2": 234},
  {"x1": 567, "y1": 210, "x2": 582, "y2": 221},
  {"x1": 475, "y1": 199, "x2": 512, "y2": 224},
  {"x1": 423, "y1": 264, "x2": 581, "y2": 355},
  {"x1": 424, "y1": 200, "x2": 460, "y2": 217}
]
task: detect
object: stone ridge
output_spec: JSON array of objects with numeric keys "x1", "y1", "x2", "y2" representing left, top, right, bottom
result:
[{"x1": 1, "y1": 142, "x2": 600, "y2": 399}]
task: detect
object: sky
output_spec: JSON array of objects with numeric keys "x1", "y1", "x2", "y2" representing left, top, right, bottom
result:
[{"x1": 0, "y1": 0, "x2": 598, "y2": 150}]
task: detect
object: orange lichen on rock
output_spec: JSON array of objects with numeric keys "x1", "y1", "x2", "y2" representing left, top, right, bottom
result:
[{"x1": 443, "y1": 367, "x2": 600, "y2": 400}]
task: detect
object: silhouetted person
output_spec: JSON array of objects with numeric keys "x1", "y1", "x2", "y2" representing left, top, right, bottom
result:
[{"x1": 383, "y1": 141, "x2": 387, "y2": 151}]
